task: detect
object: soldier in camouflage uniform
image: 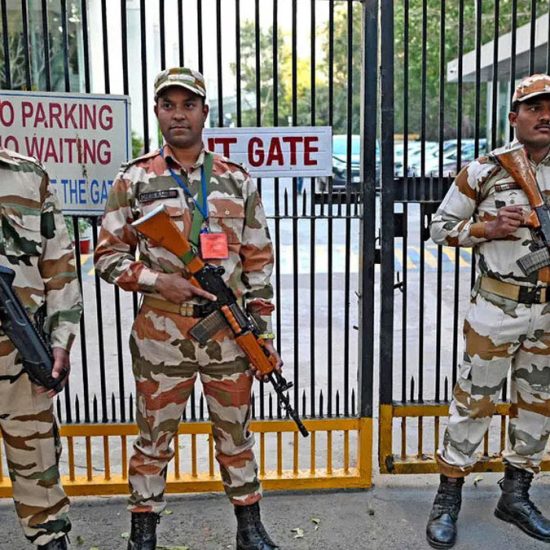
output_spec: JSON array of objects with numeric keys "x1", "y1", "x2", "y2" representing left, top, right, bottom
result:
[
  {"x1": 95, "y1": 67, "x2": 280, "y2": 550},
  {"x1": 0, "y1": 149, "x2": 82, "y2": 549},
  {"x1": 426, "y1": 74, "x2": 550, "y2": 548}
]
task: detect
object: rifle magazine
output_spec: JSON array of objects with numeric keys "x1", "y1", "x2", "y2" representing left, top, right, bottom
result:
[
  {"x1": 517, "y1": 247, "x2": 550, "y2": 275},
  {"x1": 189, "y1": 310, "x2": 227, "y2": 345}
]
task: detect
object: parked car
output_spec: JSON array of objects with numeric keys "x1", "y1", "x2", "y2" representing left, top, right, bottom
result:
[
  {"x1": 425, "y1": 139, "x2": 488, "y2": 176},
  {"x1": 317, "y1": 134, "x2": 368, "y2": 192}
]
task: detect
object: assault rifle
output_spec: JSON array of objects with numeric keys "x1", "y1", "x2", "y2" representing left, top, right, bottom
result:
[
  {"x1": 0, "y1": 265, "x2": 65, "y2": 392},
  {"x1": 490, "y1": 143, "x2": 550, "y2": 275},
  {"x1": 132, "y1": 205, "x2": 309, "y2": 437}
]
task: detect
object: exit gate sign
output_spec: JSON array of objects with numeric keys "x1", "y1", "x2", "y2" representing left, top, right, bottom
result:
[{"x1": 204, "y1": 126, "x2": 332, "y2": 178}]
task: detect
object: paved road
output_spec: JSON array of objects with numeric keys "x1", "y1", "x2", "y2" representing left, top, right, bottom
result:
[{"x1": 2, "y1": 473, "x2": 550, "y2": 549}]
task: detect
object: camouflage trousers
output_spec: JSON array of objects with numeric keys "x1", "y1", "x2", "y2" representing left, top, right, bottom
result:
[
  {"x1": 438, "y1": 290, "x2": 550, "y2": 477},
  {"x1": 128, "y1": 304, "x2": 261, "y2": 513},
  {"x1": 0, "y1": 336, "x2": 70, "y2": 546}
]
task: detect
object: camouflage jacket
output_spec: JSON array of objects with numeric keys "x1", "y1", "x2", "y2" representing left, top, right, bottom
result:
[
  {"x1": 430, "y1": 144, "x2": 550, "y2": 286},
  {"x1": 95, "y1": 145, "x2": 275, "y2": 333},
  {"x1": 0, "y1": 148, "x2": 82, "y2": 350}
]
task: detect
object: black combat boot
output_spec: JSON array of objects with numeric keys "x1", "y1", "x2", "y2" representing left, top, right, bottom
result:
[
  {"x1": 426, "y1": 474, "x2": 464, "y2": 549},
  {"x1": 37, "y1": 535, "x2": 69, "y2": 549},
  {"x1": 127, "y1": 512, "x2": 160, "y2": 550},
  {"x1": 235, "y1": 502, "x2": 279, "y2": 550},
  {"x1": 494, "y1": 465, "x2": 550, "y2": 542}
]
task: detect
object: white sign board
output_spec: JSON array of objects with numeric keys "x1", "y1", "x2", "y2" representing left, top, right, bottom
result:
[
  {"x1": 0, "y1": 90, "x2": 131, "y2": 215},
  {"x1": 204, "y1": 126, "x2": 332, "y2": 177}
]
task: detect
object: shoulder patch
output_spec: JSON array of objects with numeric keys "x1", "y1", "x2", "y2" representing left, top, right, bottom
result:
[
  {"x1": 120, "y1": 150, "x2": 159, "y2": 171},
  {"x1": 216, "y1": 154, "x2": 250, "y2": 176}
]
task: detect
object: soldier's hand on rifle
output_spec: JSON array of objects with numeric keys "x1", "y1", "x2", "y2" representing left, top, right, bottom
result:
[
  {"x1": 484, "y1": 205, "x2": 525, "y2": 239},
  {"x1": 155, "y1": 272, "x2": 217, "y2": 303},
  {"x1": 36, "y1": 347, "x2": 70, "y2": 397},
  {"x1": 249, "y1": 339, "x2": 283, "y2": 382}
]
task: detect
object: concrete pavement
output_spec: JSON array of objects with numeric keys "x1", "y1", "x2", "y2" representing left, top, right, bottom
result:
[{"x1": 1, "y1": 472, "x2": 550, "y2": 549}]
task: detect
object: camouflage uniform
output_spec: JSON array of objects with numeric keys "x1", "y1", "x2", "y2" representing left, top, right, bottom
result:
[
  {"x1": 431, "y1": 145, "x2": 550, "y2": 476},
  {"x1": 0, "y1": 149, "x2": 82, "y2": 545},
  {"x1": 95, "y1": 144, "x2": 274, "y2": 513}
]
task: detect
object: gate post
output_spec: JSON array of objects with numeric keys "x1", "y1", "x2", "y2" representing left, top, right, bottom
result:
[
  {"x1": 378, "y1": 0, "x2": 395, "y2": 473},
  {"x1": 357, "y1": 0, "x2": 378, "y2": 486}
]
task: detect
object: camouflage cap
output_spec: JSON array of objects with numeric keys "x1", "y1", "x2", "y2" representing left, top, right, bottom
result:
[
  {"x1": 512, "y1": 74, "x2": 550, "y2": 104},
  {"x1": 153, "y1": 67, "x2": 206, "y2": 98}
]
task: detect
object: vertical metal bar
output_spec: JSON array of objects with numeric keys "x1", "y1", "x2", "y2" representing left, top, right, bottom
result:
[
  {"x1": 91, "y1": 220, "x2": 108, "y2": 422},
  {"x1": 60, "y1": 0, "x2": 70, "y2": 91},
  {"x1": 400, "y1": 0, "x2": 409, "y2": 403},
  {"x1": 216, "y1": 0, "x2": 223, "y2": 126},
  {"x1": 235, "y1": 0, "x2": 242, "y2": 127},
  {"x1": 271, "y1": 0, "x2": 280, "y2": 421},
  {"x1": 509, "y1": 0, "x2": 518, "y2": 144},
  {"x1": 159, "y1": 0, "x2": 166, "y2": 70},
  {"x1": 1, "y1": 0, "x2": 11, "y2": 89},
  {"x1": 20, "y1": 0, "x2": 31, "y2": 89},
  {"x1": 358, "y1": 0, "x2": 377, "y2": 419},
  {"x1": 81, "y1": 0, "x2": 91, "y2": 93},
  {"x1": 197, "y1": 0, "x2": 203, "y2": 73},
  {"x1": 342, "y1": 0, "x2": 354, "y2": 416},
  {"x1": 309, "y1": 0, "x2": 316, "y2": 417},
  {"x1": 100, "y1": 0, "x2": 110, "y2": 92},
  {"x1": 529, "y1": 0, "x2": 536, "y2": 74},
  {"x1": 120, "y1": 0, "x2": 129, "y2": 94},
  {"x1": 452, "y1": 0, "x2": 465, "y2": 391},
  {"x1": 470, "y1": 0, "x2": 482, "y2": 297},
  {"x1": 327, "y1": 0, "x2": 334, "y2": 416},
  {"x1": 178, "y1": 0, "x2": 184, "y2": 65},
  {"x1": 41, "y1": 0, "x2": 51, "y2": 90},
  {"x1": 379, "y1": 0, "x2": 395, "y2": 411},
  {"x1": 434, "y1": 0, "x2": 445, "y2": 402},
  {"x1": 140, "y1": 0, "x2": 149, "y2": 153},
  {"x1": 490, "y1": 0, "x2": 500, "y2": 150},
  {"x1": 418, "y1": 0, "x2": 428, "y2": 401},
  {"x1": 291, "y1": 0, "x2": 299, "y2": 410}
]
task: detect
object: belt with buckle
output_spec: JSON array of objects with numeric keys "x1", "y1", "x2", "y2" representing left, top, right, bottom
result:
[
  {"x1": 479, "y1": 276, "x2": 550, "y2": 304},
  {"x1": 142, "y1": 296, "x2": 208, "y2": 317}
]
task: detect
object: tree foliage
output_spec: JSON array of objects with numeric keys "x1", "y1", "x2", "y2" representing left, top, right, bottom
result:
[
  {"x1": 394, "y1": 0, "x2": 549, "y2": 141},
  {"x1": 232, "y1": 2, "x2": 362, "y2": 134}
]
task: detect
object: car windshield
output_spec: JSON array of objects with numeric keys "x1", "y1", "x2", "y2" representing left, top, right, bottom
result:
[{"x1": 333, "y1": 135, "x2": 361, "y2": 157}]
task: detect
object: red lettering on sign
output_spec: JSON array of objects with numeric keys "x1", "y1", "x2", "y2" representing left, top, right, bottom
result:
[
  {"x1": 21, "y1": 101, "x2": 33, "y2": 127},
  {"x1": 217, "y1": 137, "x2": 237, "y2": 158},
  {"x1": 34, "y1": 103, "x2": 48, "y2": 128},
  {"x1": 267, "y1": 137, "x2": 284, "y2": 166},
  {"x1": 248, "y1": 137, "x2": 264, "y2": 167},
  {"x1": 49, "y1": 103, "x2": 62, "y2": 129},
  {"x1": 98, "y1": 105, "x2": 113, "y2": 130},
  {"x1": 303, "y1": 136, "x2": 319, "y2": 166},
  {"x1": 0, "y1": 101, "x2": 14, "y2": 127},
  {"x1": 282, "y1": 136, "x2": 302, "y2": 165}
]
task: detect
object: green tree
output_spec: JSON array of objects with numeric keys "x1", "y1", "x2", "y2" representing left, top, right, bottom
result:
[{"x1": 394, "y1": 0, "x2": 549, "y2": 141}]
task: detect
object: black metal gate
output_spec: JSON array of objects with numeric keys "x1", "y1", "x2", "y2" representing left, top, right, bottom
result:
[
  {"x1": 379, "y1": 0, "x2": 550, "y2": 473},
  {"x1": 0, "y1": 0, "x2": 377, "y2": 492}
]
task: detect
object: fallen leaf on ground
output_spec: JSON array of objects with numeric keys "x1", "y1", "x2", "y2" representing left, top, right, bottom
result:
[
  {"x1": 120, "y1": 532, "x2": 130, "y2": 540},
  {"x1": 311, "y1": 518, "x2": 320, "y2": 525},
  {"x1": 473, "y1": 475, "x2": 483, "y2": 487},
  {"x1": 75, "y1": 535, "x2": 84, "y2": 545},
  {"x1": 291, "y1": 527, "x2": 304, "y2": 539},
  {"x1": 161, "y1": 509, "x2": 174, "y2": 516}
]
